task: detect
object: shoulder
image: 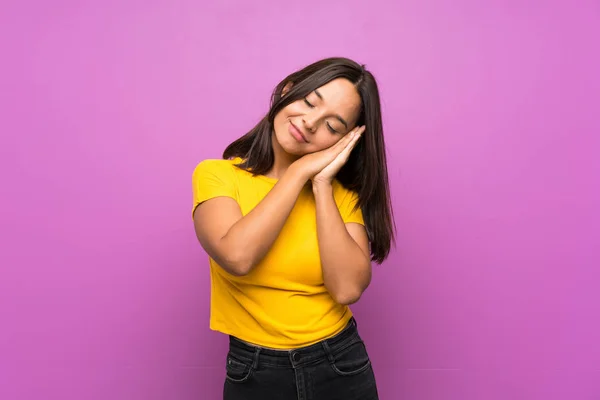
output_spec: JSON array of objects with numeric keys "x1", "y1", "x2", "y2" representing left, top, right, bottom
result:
[{"x1": 192, "y1": 157, "x2": 243, "y2": 177}]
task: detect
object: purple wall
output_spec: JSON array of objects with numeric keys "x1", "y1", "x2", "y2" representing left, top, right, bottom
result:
[{"x1": 2, "y1": 1, "x2": 599, "y2": 399}]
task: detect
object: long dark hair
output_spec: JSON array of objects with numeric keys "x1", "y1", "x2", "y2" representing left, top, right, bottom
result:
[{"x1": 223, "y1": 57, "x2": 395, "y2": 263}]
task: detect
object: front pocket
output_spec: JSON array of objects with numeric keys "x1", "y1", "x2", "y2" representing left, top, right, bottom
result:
[
  {"x1": 330, "y1": 340, "x2": 372, "y2": 376},
  {"x1": 225, "y1": 355, "x2": 253, "y2": 383}
]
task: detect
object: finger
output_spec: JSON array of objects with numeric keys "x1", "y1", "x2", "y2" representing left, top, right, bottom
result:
[
  {"x1": 330, "y1": 127, "x2": 358, "y2": 151},
  {"x1": 344, "y1": 126, "x2": 364, "y2": 149},
  {"x1": 344, "y1": 131, "x2": 362, "y2": 153},
  {"x1": 336, "y1": 127, "x2": 364, "y2": 161},
  {"x1": 349, "y1": 125, "x2": 364, "y2": 140},
  {"x1": 333, "y1": 126, "x2": 363, "y2": 153}
]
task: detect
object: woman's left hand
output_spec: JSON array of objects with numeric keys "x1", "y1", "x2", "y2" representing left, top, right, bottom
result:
[{"x1": 311, "y1": 125, "x2": 365, "y2": 188}]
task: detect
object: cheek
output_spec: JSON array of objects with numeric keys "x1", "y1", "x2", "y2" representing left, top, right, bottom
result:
[
  {"x1": 273, "y1": 111, "x2": 291, "y2": 137},
  {"x1": 273, "y1": 111, "x2": 286, "y2": 126},
  {"x1": 276, "y1": 103, "x2": 302, "y2": 119},
  {"x1": 273, "y1": 105, "x2": 298, "y2": 132}
]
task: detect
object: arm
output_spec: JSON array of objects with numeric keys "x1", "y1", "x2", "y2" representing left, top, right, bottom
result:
[
  {"x1": 313, "y1": 183, "x2": 372, "y2": 305},
  {"x1": 193, "y1": 164, "x2": 307, "y2": 276},
  {"x1": 193, "y1": 132, "x2": 361, "y2": 277}
]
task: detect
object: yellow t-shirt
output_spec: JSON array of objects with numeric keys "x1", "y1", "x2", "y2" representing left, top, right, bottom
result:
[{"x1": 191, "y1": 157, "x2": 365, "y2": 349}]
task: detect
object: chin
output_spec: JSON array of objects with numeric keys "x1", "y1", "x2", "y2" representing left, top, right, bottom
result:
[
  {"x1": 273, "y1": 128, "x2": 306, "y2": 157},
  {"x1": 280, "y1": 143, "x2": 307, "y2": 158}
]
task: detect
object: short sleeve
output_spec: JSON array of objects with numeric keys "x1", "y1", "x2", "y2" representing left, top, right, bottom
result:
[
  {"x1": 336, "y1": 186, "x2": 365, "y2": 226},
  {"x1": 191, "y1": 159, "x2": 238, "y2": 217}
]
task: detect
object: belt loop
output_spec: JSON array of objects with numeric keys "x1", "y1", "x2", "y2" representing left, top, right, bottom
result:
[
  {"x1": 321, "y1": 340, "x2": 335, "y2": 364},
  {"x1": 252, "y1": 347, "x2": 261, "y2": 370}
]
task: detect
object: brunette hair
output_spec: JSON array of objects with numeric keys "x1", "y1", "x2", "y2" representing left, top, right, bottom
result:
[{"x1": 223, "y1": 57, "x2": 395, "y2": 263}]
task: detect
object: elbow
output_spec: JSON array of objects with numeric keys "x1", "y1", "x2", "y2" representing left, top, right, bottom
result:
[
  {"x1": 331, "y1": 287, "x2": 364, "y2": 306},
  {"x1": 226, "y1": 264, "x2": 251, "y2": 277},
  {"x1": 214, "y1": 235, "x2": 258, "y2": 276},
  {"x1": 220, "y1": 252, "x2": 255, "y2": 277},
  {"x1": 328, "y1": 271, "x2": 371, "y2": 305}
]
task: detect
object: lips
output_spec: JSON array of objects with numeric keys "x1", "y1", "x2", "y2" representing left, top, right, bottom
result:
[{"x1": 289, "y1": 122, "x2": 308, "y2": 143}]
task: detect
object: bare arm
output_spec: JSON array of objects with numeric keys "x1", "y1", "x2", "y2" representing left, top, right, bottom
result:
[
  {"x1": 193, "y1": 165, "x2": 307, "y2": 276},
  {"x1": 193, "y1": 132, "x2": 360, "y2": 276},
  {"x1": 313, "y1": 183, "x2": 372, "y2": 305}
]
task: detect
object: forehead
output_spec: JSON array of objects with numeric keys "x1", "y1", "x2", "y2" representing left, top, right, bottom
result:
[{"x1": 315, "y1": 78, "x2": 361, "y2": 124}]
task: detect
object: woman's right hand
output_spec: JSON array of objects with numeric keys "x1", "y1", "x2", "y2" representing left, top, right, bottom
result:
[{"x1": 291, "y1": 125, "x2": 364, "y2": 181}]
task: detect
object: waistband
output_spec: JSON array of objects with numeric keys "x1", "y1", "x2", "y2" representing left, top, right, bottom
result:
[{"x1": 228, "y1": 317, "x2": 362, "y2": 369}]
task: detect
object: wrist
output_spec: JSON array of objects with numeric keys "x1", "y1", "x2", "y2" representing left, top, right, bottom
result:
[
  {"x1": 286, "y1": 163, "x2": 311, "y2": 186},
  {"x1": 312, "y1": 180, "x2": 333, "y2": 195}
]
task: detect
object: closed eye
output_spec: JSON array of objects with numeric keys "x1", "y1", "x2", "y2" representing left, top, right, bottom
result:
[{"x1": 304, "y1": 98, "x2": 339, "y2": 133}]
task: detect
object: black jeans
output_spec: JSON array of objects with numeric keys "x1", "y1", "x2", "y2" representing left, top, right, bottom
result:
[{"x1": 223, "y1": 318, "x2": 379, "y2": 400}]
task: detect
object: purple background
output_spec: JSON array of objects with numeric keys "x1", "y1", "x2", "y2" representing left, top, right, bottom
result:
[{"x1": 1, "y1": 0, "x2": 599, "y2": 399}]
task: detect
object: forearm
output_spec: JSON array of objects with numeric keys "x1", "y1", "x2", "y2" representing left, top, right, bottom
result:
[
  {"x1": 222, "y1": 165, "x2": 308, "y2": 274},
  {"x1": 313, "y1": 183, "x2": 371, "y2": 305}
]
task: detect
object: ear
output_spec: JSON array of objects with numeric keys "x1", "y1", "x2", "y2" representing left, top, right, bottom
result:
[{"x1": 281, "y1": 81, "x2": 293, "y2": 97}]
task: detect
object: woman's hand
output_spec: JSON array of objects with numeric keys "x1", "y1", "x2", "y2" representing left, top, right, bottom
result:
[
  {"x1": 291, "y1": 125, "x2": 365, "y2": 183},
  {"x1": 311, "y1": 125, "x2": 364, "y2": 187}
]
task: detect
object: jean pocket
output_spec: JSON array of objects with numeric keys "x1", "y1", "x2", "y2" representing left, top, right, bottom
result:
[
  {"x1": 225, "y1": 354, "x2": 253, "y2": 383},
  {"x1": 330, "y1": 339, "x2": 372, "y2": 376}
]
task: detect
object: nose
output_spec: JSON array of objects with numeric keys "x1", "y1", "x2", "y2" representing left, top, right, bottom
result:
[{"x1": 302, "y1": 116, "x2": 317, "y2": 133}]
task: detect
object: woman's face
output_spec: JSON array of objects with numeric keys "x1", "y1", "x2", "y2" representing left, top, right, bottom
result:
[{"x1": 272, "y1": 78, "x2": 362, "y2": 157}]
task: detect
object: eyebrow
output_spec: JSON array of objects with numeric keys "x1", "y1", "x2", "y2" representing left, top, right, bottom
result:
[{"x1": 313, "y1": 89, "x2": 349, "y2": 129}]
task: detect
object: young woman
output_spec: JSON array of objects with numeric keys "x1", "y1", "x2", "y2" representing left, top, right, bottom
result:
[{"x1": 192, "y1": 57, "x2": 394, "y2": 400}]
